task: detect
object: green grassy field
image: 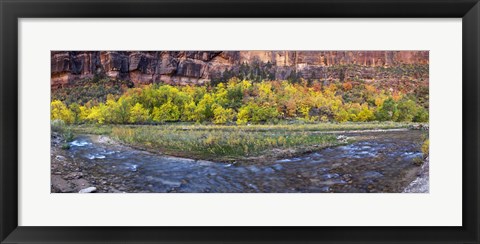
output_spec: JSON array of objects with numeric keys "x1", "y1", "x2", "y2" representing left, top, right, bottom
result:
[{"x1": 69, "y1": 122, "x2": 411, "y2": 163}]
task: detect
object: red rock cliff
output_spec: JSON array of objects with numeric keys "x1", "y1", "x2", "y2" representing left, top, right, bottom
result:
[{"x1": 51, "y1": 51, "x2": 428, "y2": 88}]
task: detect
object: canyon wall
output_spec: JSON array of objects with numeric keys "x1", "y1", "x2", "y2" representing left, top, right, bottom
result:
[{"x1": 51, "y1": 51, "x2": 429, "y2": 88}]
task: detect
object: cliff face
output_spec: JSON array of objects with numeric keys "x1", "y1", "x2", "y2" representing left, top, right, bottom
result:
[{"x1": 51, "y1": 51, "x2": 429, "y2": 88}]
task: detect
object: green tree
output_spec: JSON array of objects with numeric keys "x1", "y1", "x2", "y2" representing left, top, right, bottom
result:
[
  {"x1": 375, "y1": 98, "x2": 398, "y2": 121},
  {"x1": 152, "y1": 100, "x2": 180, "y2": 122},
  {"x1": 68, "y1": 103, "x2": 81, "y2": 124},
  {"x1": 194, "y1": 94, "x2": 215, "y2": 122},
  {"x1": 237, "y1": 102, "x2": 278, "y2": 124},
  {"x1": 109, "y1": 97, "x2": 131, "y2": 124},
  {"x1": 396, "y1": 99, "x2": 419, "y2": 122}
]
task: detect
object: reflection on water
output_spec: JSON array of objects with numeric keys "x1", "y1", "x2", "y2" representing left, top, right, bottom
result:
[{"x1": 67, "y1": 130, "x2": 425, "y2": 193}]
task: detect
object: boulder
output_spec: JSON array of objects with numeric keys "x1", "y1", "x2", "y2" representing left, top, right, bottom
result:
[{"x1": 78, "y1": 187, "x2": 97, "y2": 193}]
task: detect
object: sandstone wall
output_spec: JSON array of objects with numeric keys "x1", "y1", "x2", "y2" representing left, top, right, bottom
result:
[{"x1": 51, "y1": 51, "x2": 429, "y2": 88}]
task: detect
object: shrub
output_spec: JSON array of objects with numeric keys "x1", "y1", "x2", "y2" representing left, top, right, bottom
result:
[
  {"x1": 412, "y1": 157, "x2": 423, "y2": 166},
  {"x1": 51, "y1": 119, "x2": 67, "y2": 133},
  {"x1": 414, "y1": 107, "x2": 429, "y2": 122},
  {"x1": 342, "y1": 82, "x2": 353, "y2": 91},
  {"x1": 422, "y1": 139, "x2": 429, "y2": 157},
  {"x1": 334, "y1": 109, "x2": 349, "y2": 123},
  {"x1": 236, "y1": 106, "x2": 250, "y2": 125},
  {"x1": 62, "y1": 129, "x2": 75, "y2": 142},
  {"x1": 51, "y1": 119, "x2": 74, "y2": 146},
  {"x1": 61, "y1": 143, "x2": 71, "y2": 150}
]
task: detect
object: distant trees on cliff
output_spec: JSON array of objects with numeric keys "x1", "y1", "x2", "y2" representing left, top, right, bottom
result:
[{"x1": 211, "y1": 61, "x2": 278, "y2": 86}]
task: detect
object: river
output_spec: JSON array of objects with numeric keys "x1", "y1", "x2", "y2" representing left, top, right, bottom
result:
[{"x1": 64, "y1": 130, "x2": 427, "y2": 193}]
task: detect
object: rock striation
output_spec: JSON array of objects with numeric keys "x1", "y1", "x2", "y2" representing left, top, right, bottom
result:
[{"x1": 51, "y1": 51, "x2": 429, "y2": 89}]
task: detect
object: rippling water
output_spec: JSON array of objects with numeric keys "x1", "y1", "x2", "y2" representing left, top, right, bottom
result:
[{"x1": 67, "y1": 130, "x2": 425, "y2": 193}]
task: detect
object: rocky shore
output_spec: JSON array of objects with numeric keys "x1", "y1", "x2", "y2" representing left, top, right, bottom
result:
[
  {"x1": 51, "y1": 133, "x2": 89, "y2": 192},
  {"x1": 403, "y1": 157, "x2": 429, "y2": 193},
  {"x1": 51, "y1": 133, "x2": 121, "y2": 193}
]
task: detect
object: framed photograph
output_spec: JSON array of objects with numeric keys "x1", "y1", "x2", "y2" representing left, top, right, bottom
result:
[{"x1": 1, "y1": 0, "x2": 479, "y2": 243}]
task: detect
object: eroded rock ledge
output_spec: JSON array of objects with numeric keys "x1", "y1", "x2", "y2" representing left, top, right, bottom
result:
[{"x1": 51, "y1": 51, "x2": 429, "y2": 89}]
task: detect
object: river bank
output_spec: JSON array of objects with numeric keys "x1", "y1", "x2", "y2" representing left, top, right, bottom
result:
[
  {"x1": 69, "y1": 122, "x2": 416, "y2": 164},
  {"x1": 51, "y1": 125, "x2": 428, "y2": 193},
  {"x1": 51, "y1": 133, "x2": 126, "y2": 193},
  {"x1": 51, "y1": 132, "x2": 94, "y2": 193}
]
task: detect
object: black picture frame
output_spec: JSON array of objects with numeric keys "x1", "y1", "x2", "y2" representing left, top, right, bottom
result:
[{"x1": 1, "y1": 0, "x2": 479, "y2": 243}]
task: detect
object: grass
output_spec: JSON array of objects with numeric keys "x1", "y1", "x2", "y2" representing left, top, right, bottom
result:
[
  {"x1": 72, "y1": 125, "x2": 113, "y2": 135},
  {"x1": 170, "y1": 121, "x2": 410, "y2": 132},
  {"x1": 69, "y1": 122, "x2": 410, "y2": 163},
  {"x1": 51, "y1": 119, "x2": 75, "y2": 150}
]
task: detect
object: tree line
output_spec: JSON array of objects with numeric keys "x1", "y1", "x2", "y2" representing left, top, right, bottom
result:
[{"x1": 51, "y1": 78, "x2": 428, "y2": 125}]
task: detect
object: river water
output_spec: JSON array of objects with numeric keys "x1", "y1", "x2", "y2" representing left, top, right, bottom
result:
[{"x1": 67, "y1": 130, "x2": 426, "y2": 193}]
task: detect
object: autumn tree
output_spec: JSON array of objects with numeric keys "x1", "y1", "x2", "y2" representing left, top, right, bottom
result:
[
  {"x1": 152, "y1": 100, "x2": 180, "y2": 122},
  {"x1": 51, "y1": 100, "x2": 74, "y2": 124},
  {"x1": 129, "y1": 103, "x2": 150, "y2": 123}
]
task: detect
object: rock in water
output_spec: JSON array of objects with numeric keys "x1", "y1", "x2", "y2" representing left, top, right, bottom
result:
[{"x1": 78, "y1": 187, "x2": 97, "y2": 193}]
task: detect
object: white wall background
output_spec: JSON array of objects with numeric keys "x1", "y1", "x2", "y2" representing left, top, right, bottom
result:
[{"x1": 18, "y1": 19, "x2": 462, "y2": 226}]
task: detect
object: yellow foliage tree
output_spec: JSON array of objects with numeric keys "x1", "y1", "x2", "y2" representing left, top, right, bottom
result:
[
  {"x1": 51, "y1": 100, "x2": 74, "y2": 124},
  {"x1": 129, "y1": 103, "x2": 150, "y2": 123},
  {"x1": 212, "y1": 104, "x2": 235, "y2": 124},
  {"x1": 152, "y1": 100, "x2": 180, "y2": 122},
  {"x1": 182, "y1": 101, "x2": 197, "y2": 122},
  {"x1": 79, "y1": 105, "x2": 91, "y2": 122},
  {"x1": 236, "y1": 106, "x2": 250, "y2": 125},
  {"x1": 356, "y1": 104, "x2": 375, "y2": 122},
  {"x1": 334, "y1": 109, "x2": 349, "y2": 123},
  {"x1": 86, "y1": 103, "x2": 107, "y2": 124}
]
